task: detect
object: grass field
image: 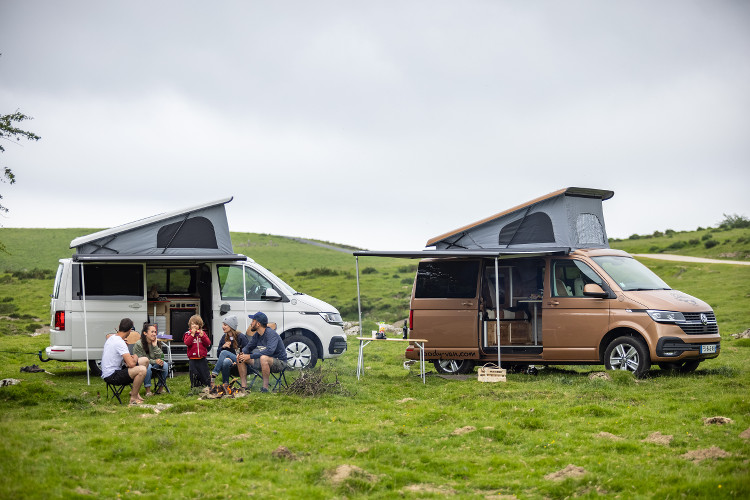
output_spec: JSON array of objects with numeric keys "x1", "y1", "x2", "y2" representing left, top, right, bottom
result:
[{"x1": 0, "y1": 228, "x2": 749, "y2": 498}]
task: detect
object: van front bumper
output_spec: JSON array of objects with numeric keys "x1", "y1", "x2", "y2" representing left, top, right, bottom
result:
[
  {"x1": 328, "y1": 336, "x2": 347, "y2": 355},
  {"x1": 655, "y1": 337, "x2": 720, "y2": 360}
]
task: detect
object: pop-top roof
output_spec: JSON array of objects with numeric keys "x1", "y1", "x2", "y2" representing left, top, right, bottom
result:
[
  {"x1": 70, "y1": 197, "x2": 246, "y2": 262},
  {"x1": 426, "y1": 187, "x2": 614, "y2": 251}
]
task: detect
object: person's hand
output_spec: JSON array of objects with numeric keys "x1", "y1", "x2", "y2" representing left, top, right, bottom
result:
[
  {"x1": 157, "y1": 359, "x2": 163, "y2": 366},
  {"x1": 223, "y1": 341, "x2": 231, "y2": 349}
]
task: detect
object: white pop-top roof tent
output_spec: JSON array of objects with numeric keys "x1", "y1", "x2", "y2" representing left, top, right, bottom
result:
[
  {"x1": 70, "y1": 196, "x2": 245, "y2": 262},
  {"x1": 426, "y1": 187, "x2": 614, "y2": 251}
]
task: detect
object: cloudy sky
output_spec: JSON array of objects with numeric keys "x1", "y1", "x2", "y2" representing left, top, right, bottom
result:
[{"x1": 1, "y1": 1, "x2": 748, "y2": 251}]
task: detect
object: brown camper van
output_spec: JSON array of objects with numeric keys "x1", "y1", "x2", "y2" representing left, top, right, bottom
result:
[
  {"x1": 379, "y1": 187, "x2": 720, "y2": 377},
  {"x1": 406, "y1": 249, "x2": 720, "y2": 377}
]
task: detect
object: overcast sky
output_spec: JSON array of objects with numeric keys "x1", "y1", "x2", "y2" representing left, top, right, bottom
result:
[{"x1": 1, "y1": 1, "x2": 748, "y2": 252}]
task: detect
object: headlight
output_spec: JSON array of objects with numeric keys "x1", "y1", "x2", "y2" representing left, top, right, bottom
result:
[
  {"x1": 319, "y1": 312, "x2": 344, "y2": 325},
  {"x1": 647, "y1": 310, "x2": 686, "y2": 323}
]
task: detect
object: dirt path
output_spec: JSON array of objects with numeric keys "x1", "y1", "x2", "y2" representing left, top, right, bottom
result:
[{"x1": 632, "y1": 254, "x2": 750, "y2": 266}]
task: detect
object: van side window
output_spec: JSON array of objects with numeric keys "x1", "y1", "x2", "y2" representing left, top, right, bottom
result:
[
  {"x1": 52, "y1": 263, "x2": 64, "y2": 299},
  {"x1": 72, "y1": 264, "x2": 144, "y2": 300},
  {"x1": 552, "y1": 260, "x2": 603, "y2": 297},
  {"x1": 218, "y1": 265, "x2": 276, "y2": 301},
  {"x1": 147, "y1": 268, "x2": 195, "y2": 295},
  {"x1": 245, "y1": 267, "x2": 275, "y2": 300},
  {"x1": 218, "y1": 265, "x2": 244, "y2": 300},
  {"x1": 414, "y1": 261, "x2": 479, "y2": 299}
]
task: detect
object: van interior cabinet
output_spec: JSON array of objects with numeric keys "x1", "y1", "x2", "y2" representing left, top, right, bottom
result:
[{"x1": 485, "y1": 321, "x2": 533, "y2": 346}]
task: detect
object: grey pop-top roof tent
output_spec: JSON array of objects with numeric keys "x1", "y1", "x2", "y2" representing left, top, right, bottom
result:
[
  {"x1": 70, "y1": 196, "x2": 245, "y2": 262},
  {"x1": 426, "y1": 187, "x2": 614, "y2": 252}
]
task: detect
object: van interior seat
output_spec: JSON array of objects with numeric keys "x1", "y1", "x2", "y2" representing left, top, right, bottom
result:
[{"x1": 554, "y1": 267, "x2": 571, "y2": 297}]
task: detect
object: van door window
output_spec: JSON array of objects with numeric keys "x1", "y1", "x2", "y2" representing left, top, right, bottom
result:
[
  {"x1": 552, "y1": 260, "x2": 603, "y2": 297},
  {"x1": 218, "y1": 265, "x2": 244, "y2": 300},
  {"x1": 244, "y1": 267, "x2": 275, "y2": 300},
  {"x1": 72, "y1": 264, "x2": 144, "y2": 300},
  {"x1": 415, "y1": 261, "x2": 479, "y2": 299}
]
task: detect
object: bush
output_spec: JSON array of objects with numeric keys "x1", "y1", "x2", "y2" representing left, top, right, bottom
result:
[
  {"x1": 705, "y1": 240, "x2": 719, "y2": 249},
  {"x1": 666, "y1": 241, "x2": 687, "y2": 250},
  {"x1": 10, "y1": 268, "x2": 54, "y2": 280},
  {"x1": 718, "y1": 213, "x2": 750, "y2": 230},
  {"x1": 688, "y1": 239, "x2": 700, "y2": 246},
  {"x1": 361, "y1": 267, "x2": 378, "y2": 274},
  {"x1": 702, "y1": 233, "x2": 713, "y2": 241},
  {"x1": 665, "y1": 229, "x2": 676, "y2": 237},
  {"x1": 628, "y1": 234, "x2": 641, "y2": 240},
  {"x1": 652, "y1": 231, "x2": 664, "y2": 238},
  {"x1": 296, "y1": 267, "x2": 339, "y2": 277}
]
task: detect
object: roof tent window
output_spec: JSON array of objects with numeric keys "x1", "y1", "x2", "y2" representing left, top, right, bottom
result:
[
  {"x1": 576, "y1": 213, "x2": 605, "y2": 246},
  {"x1": 157, "y1": 216, "x2": 218, "y2": 249},
  {"x1": 414, "y1": 260, "x2": 479, "y2": 299},
  {"x1": 497, "y1": 212, "x2": 554, "y2": 246}
]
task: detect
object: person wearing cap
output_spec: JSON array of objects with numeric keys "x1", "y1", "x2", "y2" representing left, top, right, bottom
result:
[
  {"x1": 237, "y1": 311, "x2": 288, "y2": 392},
  {"x1": 100, "y1": 318, "x2": 148, "y2": 405},
  {"x1": 210, "y1": 315, "x2": 248, "y2": 385}
]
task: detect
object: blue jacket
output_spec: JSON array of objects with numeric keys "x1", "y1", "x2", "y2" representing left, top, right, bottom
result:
[
  {"x1": 242, "y1": 327, "x2": 287, "y2": 361},
  {"x1": 217, "y1": 331, "x2": 249, "y2": 357}
]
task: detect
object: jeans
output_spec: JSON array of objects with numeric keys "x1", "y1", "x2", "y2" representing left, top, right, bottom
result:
[
  {"x1": 145, "y1": 361, "x2": 169, "y2": 388},
  {"x1": 212, "y1": 350, "x2": 237, "y2": 382}
]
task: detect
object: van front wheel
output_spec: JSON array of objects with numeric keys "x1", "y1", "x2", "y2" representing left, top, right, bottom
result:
[
  {"x1": 284, "y1": 335, "x2": 318, "y2": 370},
  {"x1": 88, "y1": 359, "x2": 102, "y2": 377},
  {"x1": 604, "y1": 336, "x2": 650, "y2": 378},
  {"x1": 433, "y1": 359, "x2": 475, "y2": 375}
]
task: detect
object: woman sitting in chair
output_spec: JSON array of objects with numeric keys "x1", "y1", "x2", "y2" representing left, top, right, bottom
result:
[
  {"x1": 210, "y1": 315, "x2": 247, "y2": 386},
  {"x1": 133, "y1": 322, "x2": 169, "y2": 396}
]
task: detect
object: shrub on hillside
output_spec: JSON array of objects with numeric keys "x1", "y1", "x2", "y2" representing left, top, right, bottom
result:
[
  {"x1": 701, "y1": 233, "x2": 713, "y2": 241},
  {"x1": 719, "y1": 213, "x2": 750, "y2": 230},
  {"x1": 628, "y1": 234, "x2": 641, "y2": 240},
  {"x1": 688, "y1": 239, "x2": 700, "y2": 246},
  {"x1": 361, "y1": 267, "x2": 378, "y2": 274},
  {"x1": 705, "y1": 240, "x2": 719, "y2": 249}
]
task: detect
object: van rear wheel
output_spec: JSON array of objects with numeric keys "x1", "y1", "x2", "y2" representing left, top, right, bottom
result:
[
  {"x1": 604, "y1": 336, "x2": 650, "y2": 378},
  {"x1": 433, "y1": 359, "x2": 475, "y2": 375},
  {"x1": 88, "y1": 359, "x2": 102, "y2": 377}
]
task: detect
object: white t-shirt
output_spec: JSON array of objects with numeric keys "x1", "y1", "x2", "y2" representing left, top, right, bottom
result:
[{"x1": 101, "y1": 334, "x2": 130, "y2": 379}]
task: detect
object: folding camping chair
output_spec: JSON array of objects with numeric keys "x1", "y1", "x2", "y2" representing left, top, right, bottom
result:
[
  {"x1": 248, "y1": 362, "x2": 289, "y2": 392},
  {"x1": 105, "y1": 379, "x2": 132, "y2": 404}
]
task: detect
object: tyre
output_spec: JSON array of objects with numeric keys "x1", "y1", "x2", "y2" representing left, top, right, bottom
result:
[
  {"x1": 433, "y1": 359, "x2": 475, "y2": 375},
  {"x1": 604, "y1": 336, "x2": 651, "y2": 378},
  {"x1": 284, "y1": 334, "x2": 318, "y2": 370},
  {"x1": 88, "y1": 359, "x2": 102, "y2": 377},
  {"x1": 658, "y1": 360, "x2": 701, "y2": 374}
]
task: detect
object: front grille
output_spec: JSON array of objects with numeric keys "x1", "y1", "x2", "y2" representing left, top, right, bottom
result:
[{"x1": 677, "y1": 312, "x2": 718, "y2": 335}]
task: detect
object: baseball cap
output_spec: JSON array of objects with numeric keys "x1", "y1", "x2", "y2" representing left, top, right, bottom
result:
[{"x1": 248, "y1": 311, "x2": 268, "y2": 326}]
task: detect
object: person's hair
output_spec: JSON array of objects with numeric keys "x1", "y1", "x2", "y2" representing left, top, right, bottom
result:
[
  {"x1": 140, "y1": 322, "x2": 156, "y2": 357},
  {"x1": 188, "y1": 315, "x2": 204, "y2": 329},
  {"x1": 118, "y1": 318, "x2": 134, "y2": 333},
  {"x1": 225, "y1": 328, "x2": 239, "y2": 349}
]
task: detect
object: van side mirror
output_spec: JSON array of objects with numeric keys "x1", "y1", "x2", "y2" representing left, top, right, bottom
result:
[
  {"x1": 219, "y1": 303, "x2": 231, "y2": 315},
  {"x1": 583, "y1": 283, "x2": 609, "y2": 298},
  {"x1": 262, "y1": 289, "x2": 282, "y2": 302}
]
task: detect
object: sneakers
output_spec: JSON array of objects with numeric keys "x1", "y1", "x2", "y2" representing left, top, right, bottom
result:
[{"x1": 260, "y1": 387, "x2": 269, "y2": 393}]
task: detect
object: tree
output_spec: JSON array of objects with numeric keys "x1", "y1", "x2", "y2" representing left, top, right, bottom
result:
[{"x1": 1, "y1": 110, "x2": 41, "y2": 253}]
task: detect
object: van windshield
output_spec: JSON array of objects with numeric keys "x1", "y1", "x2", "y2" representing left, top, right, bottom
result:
[{"x1": 592, "y1": 256, "x2": 670, "y2": 291}]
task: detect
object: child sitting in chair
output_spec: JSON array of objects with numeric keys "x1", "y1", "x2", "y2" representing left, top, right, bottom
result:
[{"x1": 184, "y1": 315, "x2": 211, "y2": 388}]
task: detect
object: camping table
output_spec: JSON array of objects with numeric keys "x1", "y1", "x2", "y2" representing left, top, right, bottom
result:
[{"x1": 356, "y1": 337, "x2": 429, "y2": 384}]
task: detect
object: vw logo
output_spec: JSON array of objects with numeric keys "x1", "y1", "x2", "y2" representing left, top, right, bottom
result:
[{"x1": 700, "y1": 313, "x2": 708, "y2": 325}]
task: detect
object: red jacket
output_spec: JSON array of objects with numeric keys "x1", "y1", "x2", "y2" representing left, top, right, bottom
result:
[{"x1": 184, "y1": 330, "x2": 211, "y2": 359}]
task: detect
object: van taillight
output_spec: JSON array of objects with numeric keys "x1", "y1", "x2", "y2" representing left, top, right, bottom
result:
[
  {"x1": 409, "y1": 309, "x2": 413, "y2": 330},
  {"x1": 55, "y1": 311, "x2": 65, "y2": 330}
]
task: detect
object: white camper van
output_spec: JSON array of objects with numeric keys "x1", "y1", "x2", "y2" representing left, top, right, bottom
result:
[{"x1": 45, "y1": 198, "x2": 347, "y2": 374}]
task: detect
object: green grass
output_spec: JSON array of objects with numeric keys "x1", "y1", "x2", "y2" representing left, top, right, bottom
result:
[
  {"x1": 611, "y1": 227, "x2": 750, "y2": 260},
  {"x1": 0, "y1": 229, "x2": 749, "y2": 498}
]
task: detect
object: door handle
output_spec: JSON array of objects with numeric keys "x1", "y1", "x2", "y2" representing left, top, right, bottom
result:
[
  {"x1": 462, "y1": 302, "x2": 474, "y2": 307},
  {"x1": 548, "y1": 300, "x2": 559, "y2": 306}
]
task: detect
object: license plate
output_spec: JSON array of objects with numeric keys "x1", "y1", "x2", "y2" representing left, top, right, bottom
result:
[{"x1": 700, "y1": 344, "x2": 716, "y2": 354}]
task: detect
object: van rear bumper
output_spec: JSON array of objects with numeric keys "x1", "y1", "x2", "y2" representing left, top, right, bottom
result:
[
  {"x1": 46, "y1": 346, "x2": 73, "y2": 361},
  {"x1": 655, "y1": 337, "x2": 720, "y2": 360}
]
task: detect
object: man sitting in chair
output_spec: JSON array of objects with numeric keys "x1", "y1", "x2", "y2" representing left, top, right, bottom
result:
[
  {"x1": 236, "y1": 312, "x2": 288, "y2": 393},
  {"x1": 101, "y1": 318, "x2": 148, "y2": 405}
]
